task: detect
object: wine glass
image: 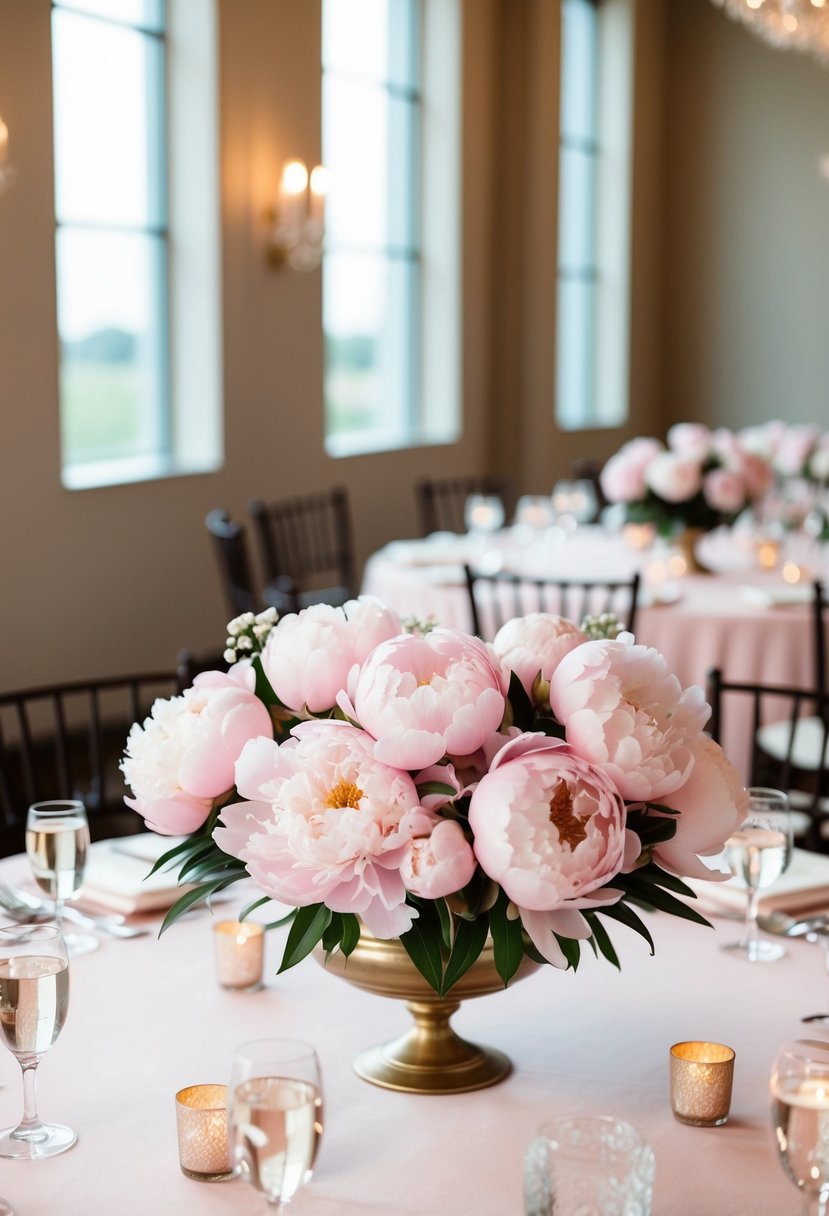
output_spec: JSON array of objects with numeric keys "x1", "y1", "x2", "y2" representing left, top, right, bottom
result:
[
  {"x1": 464, "y1": 494, "x2": 505, "y2": 536},
  {"x1": 25, "y1": 801, "x2": 98, "y2": 957},
  {"x1": 229, "y1": 1038, "x2": 323, "y2": 1212},
  {"x1": 721, "y1": 787, "x2": 793, "y2": 962},
  {"x1": 771, "y1": 1038, "x2": 829, "y2": 1215},
  {"x1": 0, "y1": 923, "x2": 75, "y2": 1159}
]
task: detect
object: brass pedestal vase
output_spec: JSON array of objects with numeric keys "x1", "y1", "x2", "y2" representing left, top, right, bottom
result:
[{"x1": 315, "y1": 930, "x2": 540, "y2": 1095}]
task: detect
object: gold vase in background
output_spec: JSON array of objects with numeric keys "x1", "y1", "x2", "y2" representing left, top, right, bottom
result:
[
  {"x1": 673, "y1": 526, "x2": 712, "y2": 574},
  {"x1": 314, "y1": 930, "x2": 540, "y2": 1095}
]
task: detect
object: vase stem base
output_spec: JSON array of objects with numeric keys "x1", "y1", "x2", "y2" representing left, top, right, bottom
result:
[{"x1": 353, "y1": 1001, "x2": 512, "y2": 1094}]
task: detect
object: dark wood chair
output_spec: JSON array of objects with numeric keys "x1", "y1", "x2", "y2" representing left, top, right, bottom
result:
[
  {"x1": 707, "y1": 667, "x2": 829, "y2": 851},
  {"x1": 414, "y1": 475, "x2": 513, "y2": 536},
  {"x1": 205, "y1": 508, "x2": 262, "y2": 619},
  {"x1": 463, "y1": 565, "x2": 640, "y2": 640},
  {"x1": 248, "y1": 487, "x2": 356, "y2": 616},
  {"x1": 0, "y1": 670, "x2": 184, "y2": 857}
]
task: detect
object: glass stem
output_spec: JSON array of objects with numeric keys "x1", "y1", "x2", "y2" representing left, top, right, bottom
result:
[
  {"x1": 54, "y1": 896, "x2": 64, "y2": 937},
  {"x1": 742, "y1": 884, "x2": 759, "y2": 952},
  {"x1": 18, "y1": 1060, "x2": 42, "y2": 1134}
]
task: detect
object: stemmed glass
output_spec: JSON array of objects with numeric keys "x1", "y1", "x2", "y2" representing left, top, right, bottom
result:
[
  {"x1": 721, "y1": 787, "x2": 793, "y2": 962},
  {"x1": 0, "y1": 923, "x2": 75, "y2": 1159},
  {"x1": 228, "y1": 1039, "x2": 323, "y2": 1212},
  {"x1": 25, "y1": 801, "x2": 98, "y2": 957},
  {"x1": 771, "y1": 1038, "x2": 829, "y2": 1215},
  {"x1": 464, "y1": 494, "x2": 505, "y2": 536}
]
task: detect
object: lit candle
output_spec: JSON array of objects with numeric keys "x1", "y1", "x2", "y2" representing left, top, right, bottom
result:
[
  {"x1": 175, "y1": 1084, "x2": 233, "y2": 1182},
  {"x1": 623, "y1": 522, "x2": 655, "y2": 551},
  {"x1": 0, "y1": 118, "x2": 8, "y2": 166},
  {"x1": 782, "y1": 561, "x2": 803, "y2": 584},
  {"x1": 213, "y1": 920, "x2": 265, "y2": 991},
  {"x1": 758, "y1": 540, "x2": 780, "y2": 569},
  {"x1": 278, "y1": 157, "x2": 308, "y2": 238},
  {"x1": 670, "y1": 1041, "x2": 735, "y2": 1127}
]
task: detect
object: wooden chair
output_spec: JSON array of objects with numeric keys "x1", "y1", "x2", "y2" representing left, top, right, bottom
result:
[
  {"x1": 248, "y1": 487, "x2": 356, "y2": 616},
  {"x1": 0, "y1": 670, "x2": 183, "y2": 857},
  {"x1": 463, "y1": 566, "x2": 640, "y2": 640},
  {"x1": 414, "y1": 475, "x2": 513, "y2": 536},
  {"x1": 205, "y1": 508, "x2": 262, "y2": 619},
  {"x1": 707, "y1": 667, "x2": 829, "y2": 851}
]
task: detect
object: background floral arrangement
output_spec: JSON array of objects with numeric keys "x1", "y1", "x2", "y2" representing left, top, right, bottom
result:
[
  {"x1": 121, "y1": 598, "x2": 746, "y2": 996},
  {"x1": 600, "y1": 422, "x2": 775, "y2": 536}
]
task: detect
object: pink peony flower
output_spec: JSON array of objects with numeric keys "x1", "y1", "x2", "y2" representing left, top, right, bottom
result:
[
  {"x1": 703, "y1": 468, "x2": 746, "y2": 515},
  {"x1": 468, "y1": 734, "x2": 630, "y2": 911},
  {"x1": 400, "y1": 819, "x2": 477, "y2": 899},
  {"x1": 730, "y1": 449, "x2": 774, "y2": 501},
  {"x1": 811, "y1": 439, "x2": 829, "y2": 482},
  {"x1": 215, "y1": 720, "x2": 433, "y2": 938},
  {"x1": 666, "y1": 423, "x2": 712, "y2": 460},
  {"x1": 645, "y1": 451, "x2": 703, "y2": 504},
  {"x1": 343, "y1": 628, "x2": 509, "y2": 770},
  {"x1": 491, "y1": 613, "x2": 587, "y2": 700},
  {"x1": 260, "y1": 596, "x2": 401, "y2": 714},
  {"x1": 548, "y1": 638, "x2": 710, "y2": 801},
  {"x1": 121, "y1": 668, "x2": 273, "y2": 835},
  {"x1": 775, "y1": 424, "x2": 820, "y2": 477},
  {"x1": 653, "y1": 734, "x2": 747, "y2": 879},
  {"x1": 600, "y1": 439, "x2": 662, "y2": 504}
]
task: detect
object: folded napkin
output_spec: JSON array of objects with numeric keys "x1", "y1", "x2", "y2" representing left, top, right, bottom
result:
[
  {"x1": 689, "y1": 847, "x2": 829, "y2": 918},
  {"x1": 78, "y1": 834, "x2": 193, "y2": 914},
  {"x1": 739, "y1": 583, "x2": 813, "y2": 609}
]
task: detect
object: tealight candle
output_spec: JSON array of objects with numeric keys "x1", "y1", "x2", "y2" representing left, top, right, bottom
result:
[
  {"x1": 213, "y1": 920, "x2": 264, "y2": 991},
  {"x1": 175, "y1": 1084, "x2": 233, "y2": 1181},
  {"x1": 623, "y1": 522, "x2": 655, "y2": 551},
  {"x1": 670, "y1": 1041, "x2": 735, "y2": 1127},
  {"x1": 758, "y1": 540, "x2": 780, "y2": 570},
  {"x1": 782, "y1": 561, "x2": 804, "y2": 585}
]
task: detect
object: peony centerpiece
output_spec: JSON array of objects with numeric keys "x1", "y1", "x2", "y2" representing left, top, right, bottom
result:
[
  {"x1": 600, "y1": 423, "x2": 774, "y2": 537},
  {"x1": 122, "y1": 598, "x2": 746, "y2": 998}
]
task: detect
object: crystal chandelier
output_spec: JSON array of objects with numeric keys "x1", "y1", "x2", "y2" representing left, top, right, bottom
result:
[{"x1": 711, "y1": 0, "x2": 829, "y2": 61}]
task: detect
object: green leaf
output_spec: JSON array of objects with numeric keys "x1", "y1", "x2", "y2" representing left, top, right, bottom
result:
[
  {"x1": 436, "y1": 898, "x2": 454, "y2": 951},
  {"x1": 252, "y1": 653, "x2": 279, "y2": 706},
  {"x1": 415, "y1": 780, "x2": 458, "y2": 799},
  {"x1": 553, "y1": 933, "x2": 582, "y2": 971},
  {"x1": 619, "y1": 863, "x2": 700, "y2": 901},
  {"x1": 339, "y1": 914, "x2": 361, "y2": 958},
  {"x1": 597, "y1": 902, "x2": 655, "y2": 955},
  {"x1": 278, "y1": 904, "x2": 332, "y2": 973},
  {"x1": 176, "y1": 840, "x2": 225, "y2": 880},
  {"x1": 584, "y1": 913, "x2": 620, "y2": 970},
  {"x1": 146, "y1": 836, "x2": 199, "y2": 878},
  {"x1": 490, "y1": 893, "x2": 525, "y2": 986},
  {"x1": 617, "y1": 880, "x2": 712, "y2": 927},
  {"x1": 238, "y1": 895, "x2": 271, "y2": 922},
  {"x1": 263, "y1": 910, "x2": 296, "y2": 931},
  {"x1": 507, "y1": 670, "x2": 535, "y2": 732},
  {"x1": 321, "y1": 913, "x2": 345, "y2": 956},
  {"x1": 158, "y1": 876, "x2": 240, "y2": 936},
  {"x1": 399, "y1": 913, "x2": 445, "y2": 995},
  {"x1": 625, "y1": 815, "x2": 678, "y2": 849},
  {"x1": 442, "y1": 915, "x2": 489, "y2": 995}
]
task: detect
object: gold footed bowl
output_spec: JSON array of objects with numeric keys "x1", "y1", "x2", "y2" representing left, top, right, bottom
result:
[{"x1": 314, "y1": 931, "x2": 540, "y2": 1095}]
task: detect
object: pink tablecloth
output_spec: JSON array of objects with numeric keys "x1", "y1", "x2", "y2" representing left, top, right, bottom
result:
[
  {"x1": 0, "y1": 849, "x2": 822, "y2": 1216},
  {"x1": 362, "y1": 528, "x2": 825, "y2": 776}
]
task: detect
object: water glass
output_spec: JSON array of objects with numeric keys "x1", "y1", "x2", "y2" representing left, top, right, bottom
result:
[
  {"x1": 25, "y1": 801, "x2": 98, "y2": 957},
  {"x1": 721, "y1": 787, "x2": 793, "y2": 962},
  {"x1": 523, "y1": 1115, "x2": 654, "y2": 1216},
  {"x1": 771, "y1": 1038, "x2": 829, "y2": 1215}
]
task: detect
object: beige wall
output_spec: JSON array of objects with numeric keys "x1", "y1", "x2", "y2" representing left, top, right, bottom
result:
[
  {"x1": 2, "y1": 0, "x2": 827, "y2": 691},
  {"x1": 662, "y1": 0, "x2": 829, "y2": 431}
]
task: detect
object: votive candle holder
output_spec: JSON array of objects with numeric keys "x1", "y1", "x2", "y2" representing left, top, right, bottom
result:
[
  {"x1": 175, "y1": 1083, "x2": 233, "y2": 1182},
  {"x1": 213, "y1": 920, "x2": 265, "y2": 991},
  {"x1": 670, "y1": 1041, "x2": 735, "y2": 1127}
]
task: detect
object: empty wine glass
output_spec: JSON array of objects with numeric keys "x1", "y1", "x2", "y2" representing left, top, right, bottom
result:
[
  {"x1": 0, "y1": 923, "x2": 75, "y2": 1159},
  {"x1": 25, "y1": 801, "x2": 98, "y2": 957},
  {"x1": 771, "y1": 1038, "x2": 829, "y2": 1215},
  {"x1": 229, "y1": 1038, "x2": 323, "y2": 1212},
  {"x1": 721, "y1": 787, "x2": 793, "y2": 962}
]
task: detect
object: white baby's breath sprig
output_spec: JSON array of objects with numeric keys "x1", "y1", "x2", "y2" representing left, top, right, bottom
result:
[
  {"x1": 401, "y1": 614, "x2": 438, "y2": 637},
  {"x1": 223, "y1": 606, "x2": 279, "y2": 663},
  {"x1": 580, "y1": 612, "x2": 623, "y2": 641}
]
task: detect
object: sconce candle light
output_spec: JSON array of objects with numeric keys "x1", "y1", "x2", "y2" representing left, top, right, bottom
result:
[
  {"x1": 266, "y1": 157, "x2": 327, "y2": 271},
  {"x1": 0, "y1": 116, "x2": 16, "y2": 194}
]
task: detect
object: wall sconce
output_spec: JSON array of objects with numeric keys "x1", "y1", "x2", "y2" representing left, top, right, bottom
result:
[
  {"x1": 0, "y1": 117, "x2": 16, "y2": 195},
  {"x1": 265, "y1": 158, "x2": 327, "y2": 271}
]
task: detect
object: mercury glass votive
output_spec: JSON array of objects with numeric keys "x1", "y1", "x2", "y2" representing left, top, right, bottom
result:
[
  {"x1": 213, "y1": 921, "x2": 265, "y2": 991},
  {"x1": 670, "y1": 1041, "x2": 735, "y2": 1127},
  {"x1": 175, "y1": 1084, "x2": 233, "y2": 1181}
]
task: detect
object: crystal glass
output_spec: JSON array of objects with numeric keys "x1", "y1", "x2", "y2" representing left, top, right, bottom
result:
[
  {"x1": 569, "y1": 478, "x2": 599, "y2": 525},
  {"x1": 721, "y1": 787, "x2": 793, "y2": 962},
  {"x1": 523, "y1": 1115, "x2": 655, "y2": 1216},
  {"x1": 0, "y1": 924, "x2": 75, "y2": 1160},
  {"x1": 229, "y1": 1038, "x2": 323, "y2": 1212},
  {"x1": 771, "y1": 1038, "x2": 829, "y2": 1215},
  {"x1": 25, "y1": 801, "x2": 98, "y2": 957}
]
